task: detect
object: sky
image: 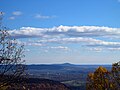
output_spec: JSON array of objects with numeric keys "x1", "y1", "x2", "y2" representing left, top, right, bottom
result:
[{"x1": 0, "y1": 0, "x2": 120, "y2": 64}]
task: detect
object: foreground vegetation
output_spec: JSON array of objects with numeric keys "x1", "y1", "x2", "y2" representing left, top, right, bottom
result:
[{"x1": 86, "y1": 61, "x2": 120, "y2": 90}]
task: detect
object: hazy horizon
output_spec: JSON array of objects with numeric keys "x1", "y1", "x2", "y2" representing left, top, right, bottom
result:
[{"x1": 26, "y1": 62, "x2": 112, "y2": 65}]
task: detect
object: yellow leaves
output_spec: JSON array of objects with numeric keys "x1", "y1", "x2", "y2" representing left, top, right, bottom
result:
[
  {"x1": 110, "y1": 83, "x2": 113, "y2": 88},
  {"x1": 88, "y1": 73, "x2": 94, "y2": 80},
  {"x1": 97, "y1": 84, "x2": 103, "y2": 90},
  {"x1": 86, "y1": 61, "x2": 120, "y2": 90},
  {"x1": 95, "y1": 66, "x2": 108, "y2": 73}
]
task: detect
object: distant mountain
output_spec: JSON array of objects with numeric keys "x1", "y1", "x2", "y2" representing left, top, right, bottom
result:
[
  {"x1": 27, "y1": 63, "x2": 111, "y2": 71},
  {"x1": 59, "y1": 63, "x2": 75, "y2": 66}
]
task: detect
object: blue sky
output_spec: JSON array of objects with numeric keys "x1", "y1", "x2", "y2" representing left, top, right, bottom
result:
[{"x1": 0, "y1": 0, "x2": 120, "y2": 64}]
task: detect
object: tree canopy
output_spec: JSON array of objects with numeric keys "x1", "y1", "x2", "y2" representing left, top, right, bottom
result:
[{"x1": 86, "y1": 61, "x2": 120, "y2": 90}]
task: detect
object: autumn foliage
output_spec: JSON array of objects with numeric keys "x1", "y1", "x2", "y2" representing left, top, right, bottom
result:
[{"x1": 86, "y1": 61, "x2": 120, "y2": 90}]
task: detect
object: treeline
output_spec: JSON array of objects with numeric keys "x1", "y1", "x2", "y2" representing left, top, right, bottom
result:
[{"x1": 86, "y1": 61, "x2": 120, "y2": 90}]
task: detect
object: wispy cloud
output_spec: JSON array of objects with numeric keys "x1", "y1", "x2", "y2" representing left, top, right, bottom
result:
[
  {"x1": 87, "y1": 47, "x2": 103, "y2": 52},
  {"x1": 37, "y1": 37, "x2": 100, "y2": 44},
  {"x1": 37, "y1": 37, "x2": 120, "y2": 49},
  {"x1": 9, "y1": 16, "x2": 15, "y2": 20},
  {"x1": 9, "y1": 11, "x2": 22, "y2": 20},
  {"x1": 12, "y1": 11, "x2": 22, "y2": 16},
  {"x1": 87, "y1": 47, "x2": 120, "y2": 52},
  {"x1": 35, "y1": 14, "x2": 56, "y2": 19},
  {"x1": 48, "y1": 46, "x2": 69, "y2": 51},
  {"x1": 85, "y1": 40, "x2": 120, "y2": 51},
  {"x1": 13, "y1": 39, "x2": 44, "y2": 47}
]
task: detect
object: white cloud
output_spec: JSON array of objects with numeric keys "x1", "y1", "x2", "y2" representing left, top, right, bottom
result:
[
  {"x1": 13, "y1": 39, "x2": 44, "y2": 47},
  {"x1": 88, "y1": 47, "x2": 103, "y2": 52},
  {"x1": 87, "y1": 47, "x2": 120, "y2": 52},
  {"x1": 9, "y1": 27, "x2": 45, "y2": 38},
  {"x1": 26, "y1": 42, "x2": 43, "y2": 46},
  {"x1": 9, "y1": 25, "x2": 120, "y2": 51},
  {"x1": 15, "y1": 36, "x2": 120, "y2": 51},
  {"x1": 108, "y1": 48, "x2": 120, "y2": 51},
  {"x1": 35, "y1": 14, "x2": 55, "y2": 19},
  {"x1": 9, "y1": 16, "x2": 15, "y2": 20},
  {"x1": 37, "y1": 37, "x2": 101, "y2": 44},
  {"x1": 9, "y1": 11, "x2": 22, "y2": 20},
  {"x1": 85, "y1": 40, "x2": 120, "y2": 48},
  {"x1": 37, "y1": 37, "x2": 120, "y2": 49},
  {"x1": 43, "y1": 46, "x2": 69, "y2": 52},
  {"x1": 12, "y1": 11, "x2": 22, "y2": 16},
  {"x1": 49, "y1": 46, "x2": 69, "y2": 51},
  {"x1": 9, "y1": 25, "x2": 120, "y2": 39}
]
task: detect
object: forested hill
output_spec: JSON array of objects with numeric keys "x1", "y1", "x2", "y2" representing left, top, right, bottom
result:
[{"x1": 5, "y1": 77, "x2": 70, "y2": 90}]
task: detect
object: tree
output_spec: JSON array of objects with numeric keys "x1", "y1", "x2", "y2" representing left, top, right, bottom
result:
[
  {"x1": 0, "y1": 12, "x2": 25, "y2": 88},
  {"x1": 86, "y1": 62, "x2": 120, "y2": 90},
  {"x1": 86, "y1": 66, "x2": 110, "y2": 90},
  {"x1": 111, "y1": 61, "x2": 120, "y2": 89}
]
